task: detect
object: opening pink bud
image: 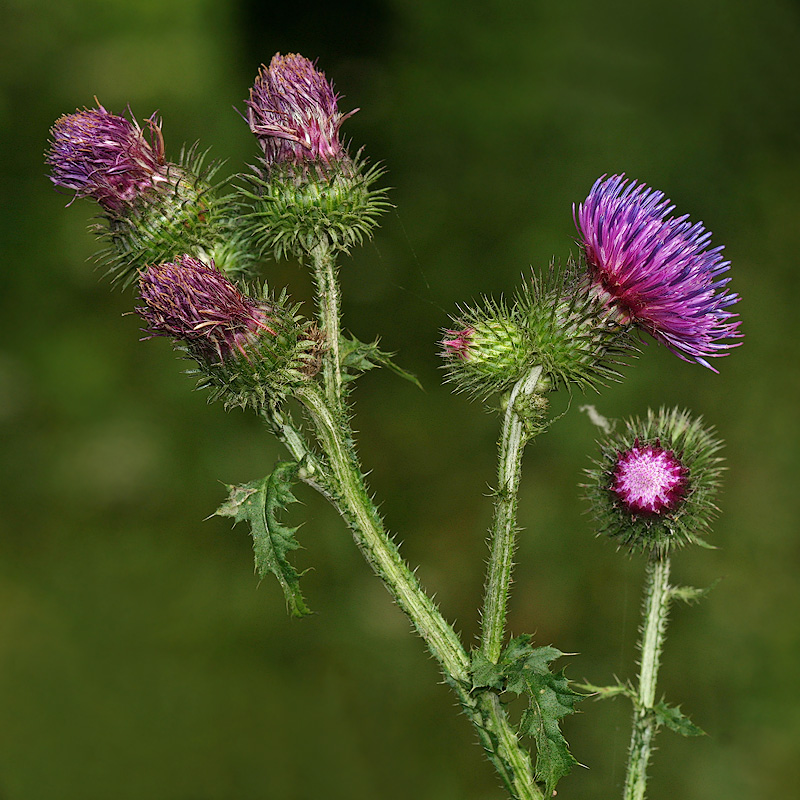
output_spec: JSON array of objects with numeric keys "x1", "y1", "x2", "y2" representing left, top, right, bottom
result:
[{"x1": 611, "y1": 440, "x2": 688, "y2": 516}]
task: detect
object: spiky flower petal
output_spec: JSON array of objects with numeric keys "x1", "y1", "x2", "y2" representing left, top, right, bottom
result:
[
  {"x1": 47, "y1": 105, "x2": 167, "y2": 212},
  {"x1": 246, "y1": 53, "x2": 354, "y2": 173},
  {"x1": 585, "y1": 407, "x2": 725, "y2": 555},
  {"x1": 136, "y1": 255, "x2": 315, "y2": 408},
  {"x1": 574, "y1": 175, "x2": 742, "y2": 371}
]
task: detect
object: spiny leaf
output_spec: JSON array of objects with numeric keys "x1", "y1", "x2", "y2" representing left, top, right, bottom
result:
[
  {"x1": 670, "y1": 579, "x2": 720, "y2": 604},
  {"x1": 469, "y1": 650, "x2": 506, "y2": 692},
  {"x1": 654, "y1": 701, "x2": 705, "y2": 737},
  {"x1": 498, "y1": 636, "x2": 582, "y2": 797},
  {"x1": 216, "y1": 461, "x2": 311, "y2": 617},
  {"x1": 574, "y1": 681, "x2": 632, "y2": 700},
  {"x1": 340, "y1": 332, "x2": 423, "y2": 389}
]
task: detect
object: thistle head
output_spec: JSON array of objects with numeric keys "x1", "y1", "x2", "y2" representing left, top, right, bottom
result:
[
  {"x1": 574, "y1": 175, "x2": 742, "y2": 371},
  {"x1": 585, "y1": 407, "x2": 725, "y2": 555},
  {"x1": 136, "y1": 255, "x2": 314, "y2": 407},
  {"x1": 47, "y1": 104, "x2": 167, "y2": 212},
  {"x1": 246, "y1": 53, "x2": 354, "y2": 175},
  {"x1": 242, "y1": 54, "x2": 389, "y2": 260}
]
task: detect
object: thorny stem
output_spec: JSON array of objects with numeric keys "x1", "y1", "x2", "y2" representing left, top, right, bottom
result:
[
  {"x1": 309, "y1": 242, "x2": 343, "y2": 408},
  {"x1": 481, "y1": 365, "x2": 545, "y2": 664},
  {"x1": 295, "y1": 381, "x2": 543, "y2": 800},
  {"x1": 623, "y1": 555, "x2": 672, "y2": 800}
]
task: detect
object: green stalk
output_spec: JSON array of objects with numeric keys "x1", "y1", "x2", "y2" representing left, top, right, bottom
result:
[
  {"x1": 295, "y1": 381, "x2": 542, "y2": 800},
  {"x1": 623, "y1": 554, "x2": 672, "y2": 800},
  {"x1": 480, "y1": 365, "x2": 545, "y2": 664},
  {"x1": 309, "y1": 242, "x2": 343, "y2": 407}
]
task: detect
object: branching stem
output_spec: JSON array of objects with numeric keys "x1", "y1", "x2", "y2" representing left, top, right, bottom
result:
[{"x1": 295, "y1": 381, "x2": 543, "y2": 800}]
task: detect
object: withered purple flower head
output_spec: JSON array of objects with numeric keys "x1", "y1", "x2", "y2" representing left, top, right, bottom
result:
[
  {"x1": 246, "y1": 52, "x2": 355, "y2": 171},
  {"x1": 47, "y1": 103, "x2": 167, "y2": 212},
  {"x1": 574, "y1": 174, "x2": 742, "y2": 371},
  {"x1": 137, "y1": 255, "x2": 276, "y2": 363}
]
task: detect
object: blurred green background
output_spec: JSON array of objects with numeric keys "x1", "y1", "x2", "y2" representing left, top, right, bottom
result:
[{"x1": 1, "y1": 0, "x2": 797, "y2": 798}]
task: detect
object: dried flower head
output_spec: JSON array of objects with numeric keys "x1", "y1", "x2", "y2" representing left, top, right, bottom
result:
[
  {"x1": 137, "y1": 255, "x2": 273, "y2": 362},
  {"x1": 246, "y1": 53, "x2": 355, "y2": 172},
  {"x1": 574, "y1": 175, "x2": 742, "y2": 371},
  {"x1": 47, "y1": 104, "x2": 167, "y2": 212},
  {"x1": 585, "y1": 407, "x2": 725, "y2": 555},
  {"x1": 136, "y1": 255, "x2": 312, "y2": 408}
]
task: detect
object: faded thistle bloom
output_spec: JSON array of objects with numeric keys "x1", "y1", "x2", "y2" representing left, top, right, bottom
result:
[
  {"x1": 137, "y1": 255, "x2": 315, "y2": 407},
  {"x1": 574, "y1": 175, "x2": 742, "y2": 371},
  {"x1": 247, "y1": 52, "x2": 354, "y2": 174},
  {"x1": 585, "y1": 407, "x2": 724, "y2": 555},
  {"x1": 243, "y1": 53, "x2": 388, "y2": 259},
  {"x1": 47, "y1": 104, "x2": 167, "y2": 212}
]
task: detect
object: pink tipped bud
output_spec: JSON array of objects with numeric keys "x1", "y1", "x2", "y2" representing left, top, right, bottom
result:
[{"x1": 442, "y1": 328, "x2": 474, "y2": 359}]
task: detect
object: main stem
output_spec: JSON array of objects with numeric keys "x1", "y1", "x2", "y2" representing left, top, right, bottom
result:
[
  {"x1": 480, "y1": 366, "x2": 544, "y2": 664},
  {"x1": 623, "y1": 554, "x2": 672, "y2": 800}
]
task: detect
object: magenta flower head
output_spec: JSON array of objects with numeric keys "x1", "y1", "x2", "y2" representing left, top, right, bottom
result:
[
  {"x1": 246, "y1": 52, "x2": 355, "y2": 173},
  {"x1": 585, "y1": 408, "x2": 724, "y2": 555},
  {"x1": 574, "y1": 175, "x2": 742, "y2": 371},
  {"x1": 47, "y1": 104, "x2": 167, "y2": 212},
  {"x1": 137, "y1": 255, "x2": 314, "y2": 407}
]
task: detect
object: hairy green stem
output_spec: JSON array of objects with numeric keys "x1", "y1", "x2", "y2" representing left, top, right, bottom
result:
[
  {"x1": 623, "y1": 555, "x2": 672, "y2": 800},
  {"x1": 481, "y1": 365, "x2": 545, "y2": 664},
  {"x1": 295, "y1": 381, "x2": 542, "y2": 800},
  {"x1": 309, "y1": 242, "x2": 343, "y2": 407}
]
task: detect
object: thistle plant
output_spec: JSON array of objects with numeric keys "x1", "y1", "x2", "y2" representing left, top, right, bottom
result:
[{"x1": 46, "y1": 53, "x2": 742, "y2": 800}]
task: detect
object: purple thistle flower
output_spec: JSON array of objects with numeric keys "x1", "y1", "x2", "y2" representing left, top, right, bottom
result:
[
  {"x1": 47, "y1": 104, "x2": 167, "y2": 212},
  {"x1": 246, "y1": 52, "x2": 355, "y2": 171},
  {"x1": 612, "y1": 440, "x2": 688, "y2": 516},
  {"x1": 137, "y1": 255, "x2": 276, "y2": 363},
  {"x1": 574, "y1": 174, "x2": 742, "y2": 371}
]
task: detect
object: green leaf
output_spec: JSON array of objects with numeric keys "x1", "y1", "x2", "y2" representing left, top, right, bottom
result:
[
  {"x1": 340, "y1": 332, "x2": 423, "y2": 389},
  {"x1": 654, "y1": 701, "x2": 705, "y2": 737},
  {"x1": 216, "y1": 462, "x2": 311, "y2": 618},
  {"x1": 499, "y1": 636, "x2": 582, "y2": 797}
]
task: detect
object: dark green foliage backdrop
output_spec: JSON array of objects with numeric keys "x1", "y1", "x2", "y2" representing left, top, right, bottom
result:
[{"x1": 1, "y1": 1, "x2": 798, "y2": 798}]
